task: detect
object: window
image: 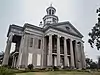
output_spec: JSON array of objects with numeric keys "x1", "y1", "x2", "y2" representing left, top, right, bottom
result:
[
  {"x1": 52, "y1": 10, "x2": 54, "y2": 14},
  {"x1": 28, "y1": 53, "x2": 33, "y2": 65},
  {"x1": 38, "y1": 39, "x2": 41, "y2": 49},
  {"x1": 30, "y1": 38, "x2": 33, "y2": 47},
  {"x1": 37, "y1": 54, "x2": 41, "y2": 66},
  {"x1": 66, "y1": 26, "x2": 70, "y2": 30},
  {"x1": 53, "y1": 18, "x2": 56, "y2": 23},
  {"x1": 49, "y1": 9, "x2": 51, "y2": 15}
]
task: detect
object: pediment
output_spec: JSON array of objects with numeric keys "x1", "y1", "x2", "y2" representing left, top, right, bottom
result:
[{"x1": 53, "y1": 22, "x2": 83, "y2": 38}]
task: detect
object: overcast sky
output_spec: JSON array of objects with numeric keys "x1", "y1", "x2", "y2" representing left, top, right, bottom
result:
[{"x1": 0, "y1": 0, "x2": 100, "y2": 61}]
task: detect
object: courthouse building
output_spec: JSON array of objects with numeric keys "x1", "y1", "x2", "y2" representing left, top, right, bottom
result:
[{"x1": 2, "y1": 5, "x2": 86, "y2": 69}]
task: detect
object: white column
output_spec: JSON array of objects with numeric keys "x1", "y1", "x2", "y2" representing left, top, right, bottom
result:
[
  {"x1": 2, "y1": 34, "x2": 13, "y2": 65},
  {"x1": 64, "y1": 38, "x2": 68, "y2": 67},
  {"x1": 57, "y1": 35, "x2": 60, "y2": 67},
  {"x1": 14, "y1": 57, "x2": 17, "y2": 68},
  {"x1": 48, "y1": 34, "x2": 52, "y2": 66},
  {"x1": 21, "y1": 34, "x2": 29, "y2": 68},
  {"x1": 70, "y1": 39, "x2": 75, "y2": 68},
  {"x1": 16, "y1": 36, "x2": 23, "y2": 68},
  {"x1": 41, "y1": 36, "x2": 44, "y2": 68},
  {"x1": 43, "y1": 37, "x2": 47, "y2": 67},
  {"x1": 75, "y1": 41, "x2": 79, "y2": 68},
  {"x1": 12, "y1": 56, "x2": 14, "y2": 67},
  {"x1": 81, "y1": 42, "x2": 86, "y2": 69},
  {"x1": 77, "y1": 42, "x2": 83, "y2": 68}
]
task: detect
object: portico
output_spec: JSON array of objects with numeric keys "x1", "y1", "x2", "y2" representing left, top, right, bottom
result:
[
  {"x1": 43, "y1": 34, "x2": 85, "y2": 68},
  {"x1": 2, "y1": 25, "x2": 23, "y2": 68}
]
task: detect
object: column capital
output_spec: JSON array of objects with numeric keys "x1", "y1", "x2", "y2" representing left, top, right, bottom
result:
[
  {"x1": 45, "y1": 33, "x2": 52, "y2": 37},
  {"x1": 70, "y1": 39, "x2": 74, "y2": 42},
  {"x1": 49, "y1": 34, "x2": 52, "y2": 36},
  {"x1": 64, "y1": 37, "x2": 69, "y2": 40},
  {"x1": 57, "y1": 35, "x2": 61, "y2": 38},
  {"x1": 8, "y1": 34, "x2": 14, "y2": 42}
]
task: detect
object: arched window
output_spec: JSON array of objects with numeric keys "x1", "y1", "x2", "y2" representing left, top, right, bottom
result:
[
  {"x1": 52, "y1": 10, "x2": 54, "y2": 14},
  {"x1": 49, "y1": 9, "x2": 51, "y2": 15}
]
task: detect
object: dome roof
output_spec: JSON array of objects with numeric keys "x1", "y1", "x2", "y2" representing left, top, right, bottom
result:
[{"x1": 46, "y1": 6, "x2": 56, "y2": 13}]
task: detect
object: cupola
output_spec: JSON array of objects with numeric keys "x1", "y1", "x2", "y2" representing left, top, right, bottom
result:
[{"x1": 43, "y1": 4, "x2": 59, "y2": 25}]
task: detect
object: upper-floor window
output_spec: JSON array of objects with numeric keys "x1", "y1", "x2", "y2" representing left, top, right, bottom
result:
[
  {"x1": 30, "y1": 38, "x2": 33, "y2": 47},
  {"x1": 38, "y1": 39, "x2": 41, "y2": 49}
]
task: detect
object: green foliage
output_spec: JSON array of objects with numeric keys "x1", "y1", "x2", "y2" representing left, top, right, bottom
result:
[
  {"x1": 98, "y1": 57, "x2": 100, "y2": 69},
  {"x1": 53, "y1": 66, "x2": 59, "y2": 71},
  {"x1": 88, "y1": 8, "x2": 100, "y2": 50},
  {"x1": 0, "y1": 51, "x2": 4, "y2": 64},
  {"x1": 86, "y1": 58, "x2": 97, "y2": 69},
  {"x1": 27, "y1": 64, "x2": 33, "y2": 70},
  {"x1": 0, "y1": 67, "x2": 15, "y2": 75}
]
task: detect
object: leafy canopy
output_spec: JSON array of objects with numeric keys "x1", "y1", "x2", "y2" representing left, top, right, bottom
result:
[{"x1": 88, "y1": 8, "x2": 100, "y2": 50}]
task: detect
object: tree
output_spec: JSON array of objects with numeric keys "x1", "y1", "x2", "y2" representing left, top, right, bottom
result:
[
  {"x1": 88, "y1": 8, "x2": 100, "y2": 50},
  {"x1": 98, "y1": 56, "x2": 100, "y2": 68},
  {"x1": 86, "y1": 58, "x2": 97, "y2": 69},
  {"x1": 0, "y1": 51, "x2": 4, "y2": 64},
  {"x1": 27, "y1": 64, "x2": 33, "y2": 70},
  {"x1": 86, "y1": 58, "x2": 93, "y2": 68},
  {"x1": 90, "y1": 62, "x2": 97, "y2": 69}
]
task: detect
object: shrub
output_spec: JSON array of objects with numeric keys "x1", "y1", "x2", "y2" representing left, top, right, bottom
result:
[
  {"x1": 0, "y1": 67, "x2": 15, "y2": 75},
  {"x1": 53, "y1": 66, "x2": 59, "y2": 71},
  {"x1": 63, "y1": 66, "x2": 69, "y2": 69},
  {"x1": 27, "y1": 64, "x2": 33, "y2": 70},
  {"x1": 2, "y1": 65, "x2": 10, "y2": 68}
]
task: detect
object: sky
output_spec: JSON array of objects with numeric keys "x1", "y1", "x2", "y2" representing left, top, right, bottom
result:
[{"x1": 0, "y1": 0, "x2": 100, "y2": 61}]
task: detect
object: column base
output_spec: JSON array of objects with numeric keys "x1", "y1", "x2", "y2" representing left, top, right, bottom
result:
[
  {"x1": 47, "y1": 65, "x2": 53, "y2": 68},
  {"x1": 19, "y1": 65, "x2": 26, "y2": 68},
  {"x1": 70, "y1": 66, "x2": 75, "y2": 69}
]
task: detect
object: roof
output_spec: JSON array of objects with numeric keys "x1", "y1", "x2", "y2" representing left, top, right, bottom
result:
[
  {"x1": 54, "y1": 21, "x2": 83, "y2": 37},
  {"x1": 23, "y1": 23, "x2": 43, "y2": 31},
  {"x1": 7, "y1": 21, "x2": 83, "y2": 38},
  {"x1": 7, "y1": 24, "x2": 23, "y2": 37}
]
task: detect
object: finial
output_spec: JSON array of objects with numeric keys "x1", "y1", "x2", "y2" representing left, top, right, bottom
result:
[{"x1": 50, "y1": 2, "x2": 52, "y2": 7}]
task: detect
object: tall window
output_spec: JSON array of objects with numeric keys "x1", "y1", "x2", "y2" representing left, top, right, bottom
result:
[
  {"x1": 37, "y1": 54, "x2": 41, "y2": 66},
  {"x1": 30, "y1": 38, "x2": 33, "y2": 47},
  {"x1": 38, "y1": 39, "x2": 41, "y2": 49},
  {"x1": 52, "y1": 10, "x2": 54, "y2": 14},
  {"x1": 49, "y1": 9, "x2": 51, "y2": 15}
]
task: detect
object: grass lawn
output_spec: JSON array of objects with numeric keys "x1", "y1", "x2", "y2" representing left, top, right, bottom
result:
[{"x1": 16, "y1": 71, "x2": 100, "y2": 75}]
